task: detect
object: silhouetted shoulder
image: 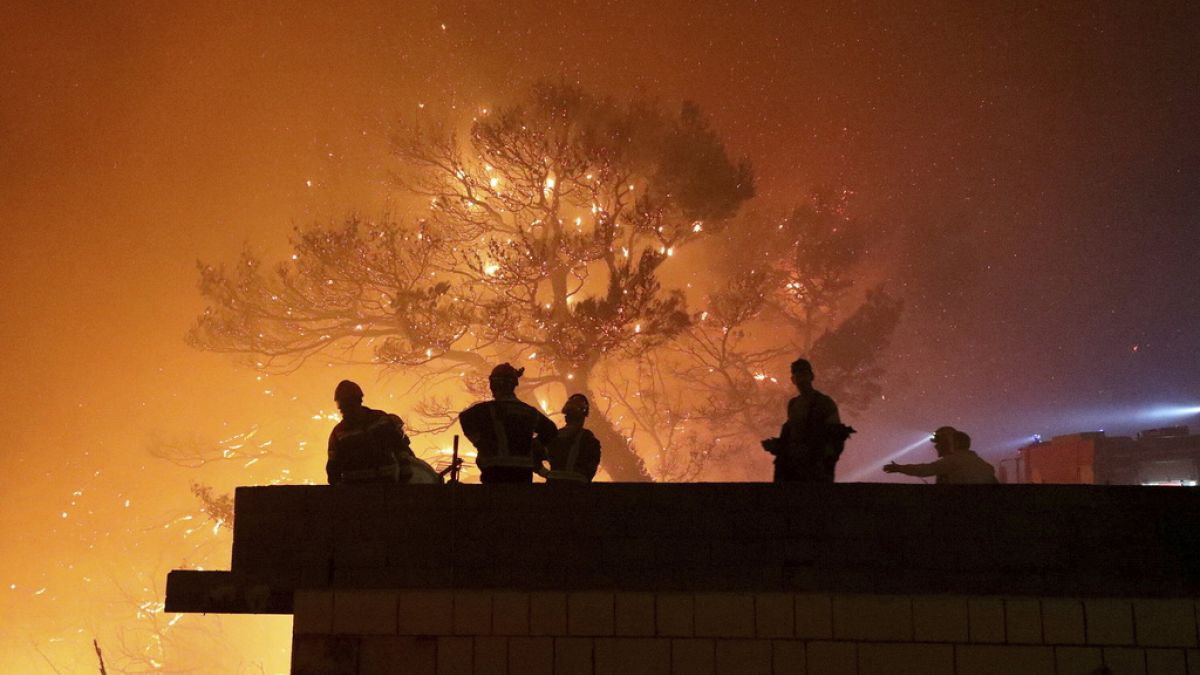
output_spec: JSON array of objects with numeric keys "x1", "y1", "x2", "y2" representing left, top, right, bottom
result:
[
  {"x1": 458, "y1": 401, "x2": 494, "y2": 435},
  {"x1": 461, "y1": 401, "x2": 491, "y2": 415},
  {"x1": 812, "y1": 389, "x2": 836, "y2": 406},
  {"x1": 785, "y1": 395, "x2": 802, "y2": 420},
  {"x1": 501, "y1": 399, "x2": 545, "y2": 416}
]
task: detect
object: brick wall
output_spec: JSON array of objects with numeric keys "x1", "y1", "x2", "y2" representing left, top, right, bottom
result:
[
  {"x1": 291, "y1": 589, "x2": 1200, "y2": 674},
  {"x1": 162, "y1": 483, "x2": 1200, "y2": 673},
  {"x1": 188, "y1": 483, "x2": 1200, "y2": 602}
]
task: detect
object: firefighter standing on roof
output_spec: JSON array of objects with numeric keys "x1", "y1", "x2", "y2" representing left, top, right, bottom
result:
[
  {"x1": 537, "y1": 393, "x2": 602, "y2": 483},
  {"x1": 761, "y1": 358, "x2": 855, "y2": 483},
  {"x1": 459, "y1": 363, "x2": 558, "y2": 483},
  {"x1": 326, "y1": 380, "x2": 415, "y2": 485}
]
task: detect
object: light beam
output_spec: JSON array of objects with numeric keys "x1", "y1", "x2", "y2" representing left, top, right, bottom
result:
[{"x1": 847, "y1": 435, "x2": 930, "y2": 481}]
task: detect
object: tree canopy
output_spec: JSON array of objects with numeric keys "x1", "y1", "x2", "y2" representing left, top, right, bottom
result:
[{"x1": 190, "y1": 81, "x2": 898, "y2": 481}]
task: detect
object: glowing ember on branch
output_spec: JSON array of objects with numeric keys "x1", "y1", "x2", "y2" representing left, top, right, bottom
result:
[
  {"x1": 0, "y1": 4, "x2": 1196, "y2": 672},
  {"x1": 188, "y1": 82, "x2": 895, "y2": 492}
]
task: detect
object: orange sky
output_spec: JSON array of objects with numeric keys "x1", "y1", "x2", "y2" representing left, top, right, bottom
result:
[{"x1": 3, "y1": 1, "x2": 1198, "y2": 670}]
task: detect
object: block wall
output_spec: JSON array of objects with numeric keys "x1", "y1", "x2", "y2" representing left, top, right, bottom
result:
[
  {"x1": 291, "y1": 590, "x2": 1200, "y2": 675},
  {"x1": 211, "y1": 483, "x2": 1200, "y2": 604},
  {"x1": 163, "y1": 484, "x2": 1200, "y2": 673}
]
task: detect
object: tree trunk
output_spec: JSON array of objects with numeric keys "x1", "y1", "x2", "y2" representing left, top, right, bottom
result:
[{"x1": 581, "y1": 385, "x2": 654, "y2": 482}]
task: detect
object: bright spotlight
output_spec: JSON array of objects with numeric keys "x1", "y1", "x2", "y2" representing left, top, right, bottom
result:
[
  {"x1": 848, "y1": 435, "x2": 930, "y2": 481},
  {"x1": 1138, "y1": 405, "x2": 1200, "y2": 422}
]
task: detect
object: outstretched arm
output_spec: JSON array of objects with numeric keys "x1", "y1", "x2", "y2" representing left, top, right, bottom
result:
[{"x1": 883, "y1": 458, "x2": 947, "y2": 478}]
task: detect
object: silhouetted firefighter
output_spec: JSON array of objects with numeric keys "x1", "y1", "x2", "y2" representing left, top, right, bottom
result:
[
  {"x1": 459, "y1": 363, "x2": 558, "y2": 484},
  {"x1": 536, "y1": 393, "x2": 602, "y2": 483},
  {"x1": 884, "y1": 426, "x2": 998, "y2": 484},
  {"x1": 326, "y1": 380, "x2": 415, "y2": 485},
  {"x1": 762, "y1": 358, "x2": 855, "y2": 483}
]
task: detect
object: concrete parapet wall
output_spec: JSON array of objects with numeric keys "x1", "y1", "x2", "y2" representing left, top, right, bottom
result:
[
  {"x1": 171, "y1": 482, "x2": 1200, "y2": 611},
  {"x1": 163, "y1": 483, "x2": 1200, "y2": 673}
]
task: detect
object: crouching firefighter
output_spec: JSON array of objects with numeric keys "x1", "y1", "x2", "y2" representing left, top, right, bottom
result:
[
  {"x1": 326, "y1": 380, "x2": 415, "y2": 485},
  {"x1": 761, "y1": 358, "x2": 856, "y2": 483},
  {"x1": 459, "y1": 363, "x2": 558, "y2": 484},
  {"x1": 536, "y1": 393, "x2": 602, "y2": 483}
]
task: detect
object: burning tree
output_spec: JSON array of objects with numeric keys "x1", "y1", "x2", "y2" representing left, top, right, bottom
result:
[
  {"x1": 189, "y1": 81, "x2": 899, "y2": 481},
  {"x1": 617, "y1": 194, "x2": 903, "y2": 480}
]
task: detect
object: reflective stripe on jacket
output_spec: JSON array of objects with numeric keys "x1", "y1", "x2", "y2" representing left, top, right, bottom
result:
[{"x1": 460, "y1": 397, "x2": 557, "y2": 470}]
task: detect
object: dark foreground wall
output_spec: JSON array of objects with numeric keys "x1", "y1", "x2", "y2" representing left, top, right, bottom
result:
[
  {"x1": 166, "y1": 484, "x2": 1200, "y2": 674},
  {"x1": 166, "y1": 483, "x2": 1200, "y2": 615}
]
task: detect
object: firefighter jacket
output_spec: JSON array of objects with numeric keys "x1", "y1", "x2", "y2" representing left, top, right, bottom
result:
[
  {"x1": 326, "y1": 407, "x2": 415, "y2": 484},
  {"x1": 459, "y1": 396, "x2": 558, "y2": 470},
  {"x1": 776, "y1": 389, "x2": 847, "y2": 482},
  {"x1": 543, "y1": 424, "x2": 601, "y2": 482},
  {"x1": 891, "y1": 451, "x2": 998, "y2": 484}
]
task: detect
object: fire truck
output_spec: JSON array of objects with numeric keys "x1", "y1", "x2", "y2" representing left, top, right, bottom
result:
[{"x1": 1000, "y1": 426, "x2": 1200, "y2": 486}]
